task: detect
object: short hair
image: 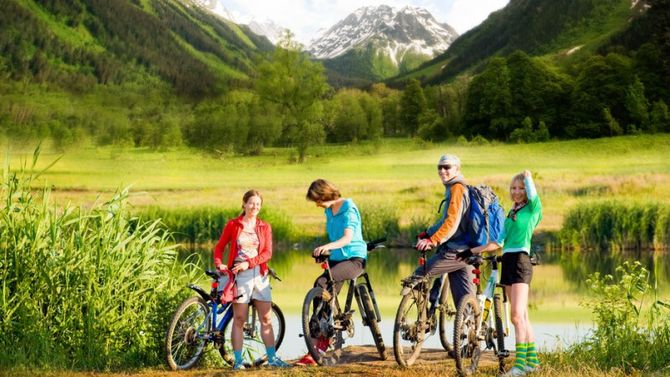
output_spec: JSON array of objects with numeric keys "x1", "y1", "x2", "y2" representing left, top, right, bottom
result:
[{"x1": 306, "y1": 179, "x2": 341, "y2": 202}]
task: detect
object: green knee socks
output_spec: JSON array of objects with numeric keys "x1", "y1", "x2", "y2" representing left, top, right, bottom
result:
[
  {"x1": 513, "y1": 342, "x2": 526, "y2": 370},
  {"x1": 526, "y1": 342, "x2": 540, "y2": 368}
]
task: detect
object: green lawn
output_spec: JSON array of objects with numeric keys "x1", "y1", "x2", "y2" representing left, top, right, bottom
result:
[{"x1": 6, "y1": 134, "x2": 670, "y2": 236}]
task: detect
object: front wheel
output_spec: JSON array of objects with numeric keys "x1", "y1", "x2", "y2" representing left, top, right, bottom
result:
[
  {"x1": 219, "y1": 302, "x2": 285, "y2": 367},
  {"x1": 453, "y1": 294, "x2": 482, "y2": 376},
  {"x1": 165, "y1": 296, "x2": 210, "y2": 370},
  {"x1": 493, "y1": 293, "x2": 506, "y2": 371},
  {"x1": 438, "y1": 277, "x2": 455, "y2": 353},
  {"x1": 302, "y1": 287, "x2": 343, "y2": 366},
  {"x1": 393, "y1": 287, "x2": 427, "y2": 367},
  {"x1": 357, "y1": 284, "x2": 386, "y2": 360}
]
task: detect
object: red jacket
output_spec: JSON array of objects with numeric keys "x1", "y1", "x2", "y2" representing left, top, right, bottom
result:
[{"x1": 213, "y1": 215, "x2": 273, "y2": 276}]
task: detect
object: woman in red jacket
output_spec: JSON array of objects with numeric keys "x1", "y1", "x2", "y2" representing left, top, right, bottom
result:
[{"x1": 213, "y1": 190, "x2": 288, "y2": 369}]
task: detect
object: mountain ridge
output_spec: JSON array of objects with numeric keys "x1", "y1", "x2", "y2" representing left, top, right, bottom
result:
[{"x1": 308, "y1": 5, "x2": 458, "y2": 82}]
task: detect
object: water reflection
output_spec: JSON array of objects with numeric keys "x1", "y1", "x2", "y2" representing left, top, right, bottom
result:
[{"x1": 181, "y1": 246, "x2": 669, "y2": 359}]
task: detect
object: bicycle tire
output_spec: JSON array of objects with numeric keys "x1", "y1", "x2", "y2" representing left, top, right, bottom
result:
[
  {"x1": 219, "y1": 302, "x2": 285, "y2": 367},
  {"x1": 493, "y1": 293, "x2": 506, "y2": 371},
  {"x1": 453, "y1": 294, "x2": 482, "y2": 376},
  {"x1": 301, "y1": 287, "x2": 342, "y2": 366},
  {"x1": 165, "y1": 296, "x2": 210, "y2": 370},
  {"x1": 438, "y1": 277, "x2": 454, "y2": 353},
  {"x1": 357, "y1": 285, "x2": 387, "y2": 360},
  {"x1": 393, "y1": 288, "x2": 427, "y2": 367}
]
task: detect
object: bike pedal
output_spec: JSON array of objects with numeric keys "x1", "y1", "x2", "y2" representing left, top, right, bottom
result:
[{"x1": 321, "y1": 290, "x2": 332, "y2": 301}]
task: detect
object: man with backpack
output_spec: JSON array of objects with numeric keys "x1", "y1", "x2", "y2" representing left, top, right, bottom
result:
[{"x1": 414, "y1": 153, "x2": 476, "y2": 315}]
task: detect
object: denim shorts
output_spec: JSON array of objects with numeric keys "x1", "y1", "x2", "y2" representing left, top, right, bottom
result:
[{"x1": 233, "y1": 265, "x2": 272, "y2": 303}]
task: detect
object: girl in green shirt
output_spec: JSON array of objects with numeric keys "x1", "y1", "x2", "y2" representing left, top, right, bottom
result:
[{"x1": 471, "y1": 170, "x2": 542, "y2": 376}]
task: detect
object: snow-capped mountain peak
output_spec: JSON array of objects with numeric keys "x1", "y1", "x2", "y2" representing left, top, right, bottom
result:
[
  {"x1": 247, "y1": 19, "x2": 290, "y2": 45},
  {"x1": 308, "y1": 5, "x2": 458, "y2": 63}
]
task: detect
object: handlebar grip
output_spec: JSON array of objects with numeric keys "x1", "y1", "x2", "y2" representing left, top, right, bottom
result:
[{"x1": 367, "y1": 237, "x2": 386, "y2": 251}]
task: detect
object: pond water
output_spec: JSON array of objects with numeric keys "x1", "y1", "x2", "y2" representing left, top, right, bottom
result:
[{"x1": 190, "y1": 247, "x2": 670, "y2": 360}]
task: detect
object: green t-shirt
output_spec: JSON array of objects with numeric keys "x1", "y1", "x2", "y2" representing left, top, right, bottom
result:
[{"x1": 502, "y1": 177, "x2": 542, "y2": 254}]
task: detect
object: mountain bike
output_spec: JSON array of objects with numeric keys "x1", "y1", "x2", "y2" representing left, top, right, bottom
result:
[
  {"x1": 393, "y1": 248, "x2": 456, "y2": 367},
  {"x1": 452, "y1": 253, "x2": 510, "y2": 376},
  {"x1": 165, "y1": 268, "x2": 285, "y2": 370},
  {"x1": 300, "y1": 238, "x2": 387, "y2": 365}
]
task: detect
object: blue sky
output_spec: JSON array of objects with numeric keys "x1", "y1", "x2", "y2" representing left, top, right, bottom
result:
[{"x1": 215, "y1": 0, "x2": 509, "y2": 44}]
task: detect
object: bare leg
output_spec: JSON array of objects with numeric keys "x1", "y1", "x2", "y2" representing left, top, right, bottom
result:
[
  {"x1": 253, "y1": 300, "x2": 276, "y2": 348},
  {"x1": 232, "y1": 303, "x2": 249, "y2": 352},
  {"x1": 506, "y1": 283, "x2": 529, "y2": 343}
]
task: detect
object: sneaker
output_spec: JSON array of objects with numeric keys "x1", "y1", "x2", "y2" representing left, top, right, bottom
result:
[
  {"x1": 525, "y1": 364, "x2": 540, "y2": 373},
  {"x1": 267, "y1": 357, "x2": 290, "y2": 368},
  {"x1": 499, "y1": 367, "x2": 526, "y2": 377},
  {"x1": 295, "y1": 353, "x2": 317, "y2": 366},
  {"x1": 233, "y1": 361, "x2": 246, "y2": 370}
]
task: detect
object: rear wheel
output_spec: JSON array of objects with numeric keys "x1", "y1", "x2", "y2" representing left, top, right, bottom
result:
[
  {"x1": 302, "y1": 287, "x2": 343, "y2": 366},
  {"x1": 357, "y1": 284, "x2": 387, "y2": 360},
  {"x1": 219, "y1": 302, "x2": 285, "y2": 367},
  {"x1": 165, "y1": 296, "x2": 210, "y2": 370},
  {"x1": 438, "y1": 277, "x2": 454, "y2": 353},
  {"x1": 453, "y1": 294, "x2": 482, "y2": 376},
  {"x1": 393, "y1": 287, "x2": 427, "y2": 367},
  {"x1": 493, "y1": 293, "x2": 506, "y2": 371}
]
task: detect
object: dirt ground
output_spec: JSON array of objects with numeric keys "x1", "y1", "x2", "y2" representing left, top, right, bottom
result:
[{"x1": 4, "y1": 346, "x2": 509, "y2": 377}]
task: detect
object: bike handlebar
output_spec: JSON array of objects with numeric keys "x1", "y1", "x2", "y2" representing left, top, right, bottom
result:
[{"x1": 312, "y1": 237, "x2": 387, "y2": 262}]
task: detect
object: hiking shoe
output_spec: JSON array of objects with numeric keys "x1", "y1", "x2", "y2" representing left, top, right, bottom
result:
[
  {"x1": 232, "y1": 361, "x2": 246, "y2": 370},
  {"x1": 525, "y1": 364, "x2": 540, "y2": 373},
  {"x1": 295, "y1": 353, "x2": 317, "y2": 366},
  {"x1": 267, "y1": 357, "x2": 290, "y2": 368},
  {"x1": 499, "y1": 367, "x2": 526, "y2": 377}
]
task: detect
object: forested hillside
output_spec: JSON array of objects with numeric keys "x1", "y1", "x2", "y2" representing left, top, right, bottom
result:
[
  {"x1": 0, "y1": 0, "x2": 272, "y2": 149},
  {"x1": 1, "y1": 0, "x2": 669, "y2": 157},
  {"x1": 384, "y1": 0, "x2": 670, "y2": 142}
]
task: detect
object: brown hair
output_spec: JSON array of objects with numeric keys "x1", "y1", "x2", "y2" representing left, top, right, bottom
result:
[
  {"x1": 509, "y1": 173, "x2": 527, "y2": 202},
  {"x1": 241, "y1": 189, "x2": 262, "y2": 215},
  {"x1": 306, "y1": 179, "x2": 341, "y2": 203}
]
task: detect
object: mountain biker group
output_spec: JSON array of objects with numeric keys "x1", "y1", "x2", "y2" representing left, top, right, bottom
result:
[{"x1": 212, "y1": 153, "x2": 543, "y2": 375}]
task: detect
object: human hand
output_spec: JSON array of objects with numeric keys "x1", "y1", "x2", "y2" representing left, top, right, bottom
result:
[
  {"x1": 417, "y1": 231, "x2": 429, "y2": 240},
  {"x1": 231, "y1": 261, "x2": 249, "y2": 273},
  {"x1": 523, "y1": 170, "x2": 532, "y2": 178},
  {"x1": 455, "y1": 249, "x2": 473, "y2": 261},
  {"x1": 415, "y1": 238, "x2": 434, "y2": 251},
  {"x1": 312, "y1": 245, "x2": 330, "y2": 258},
  {"x1": 217, "y1": 263, "x2": 228, "y2": 271}
]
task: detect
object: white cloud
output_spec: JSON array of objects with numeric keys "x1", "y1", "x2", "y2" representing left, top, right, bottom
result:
[
  {"x1": 219, "y1": 0, "x2": 509, "y2": 44},
  {"x1": 445, "y1": 0, "x2": 508, "y2": 34}
]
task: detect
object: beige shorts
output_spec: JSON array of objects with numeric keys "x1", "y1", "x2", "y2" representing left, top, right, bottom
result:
[{"x1": 234, "y1": 265, "x2": 272, "y2": 304}]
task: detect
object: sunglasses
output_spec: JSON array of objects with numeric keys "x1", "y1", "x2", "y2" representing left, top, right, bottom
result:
[{"x1": 437, "y1": 165, "x2": 453, "y2": 171}]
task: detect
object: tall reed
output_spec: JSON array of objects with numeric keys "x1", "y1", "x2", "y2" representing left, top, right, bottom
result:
[
  {"x1": 133, "y1": 206, "x2": 297, "y2": 248},
  {"x1": 560, "y1": 202, "x2": 670, "y2": 250},
  {"x1": 0, "y1": 150, "x2": 197, "y2": 369},
  {"x1": 546, "y1": 262, "x2": 670, "y2": 373}
]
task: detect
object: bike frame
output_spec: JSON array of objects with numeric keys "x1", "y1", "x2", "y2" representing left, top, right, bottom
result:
[
  {"x1": 471, "y1": 255, "x2": 510, "y2": 352},
  {"x1": 187, "y1": 272, "x2": 260, "y2": 343},
  {"x1": 320, "y1": 259, "x2": 382, "y2": 325}
]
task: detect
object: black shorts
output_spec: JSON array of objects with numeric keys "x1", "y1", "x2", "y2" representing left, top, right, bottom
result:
[{"x1": 500, "y1": 251, "x2": 533, "y2": 285}]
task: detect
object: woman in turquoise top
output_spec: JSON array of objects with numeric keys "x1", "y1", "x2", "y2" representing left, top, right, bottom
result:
[
  {"x1": 470, "y1": 170, "x2": 542, "y2": 377},
  {"x1": 296, "y1": 178, "x2": 367, "y2": 366}
]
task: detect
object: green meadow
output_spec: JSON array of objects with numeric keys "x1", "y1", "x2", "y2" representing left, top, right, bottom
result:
[{"x1": 8, "y1": 134, "x2": 670, "y2": 237}]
